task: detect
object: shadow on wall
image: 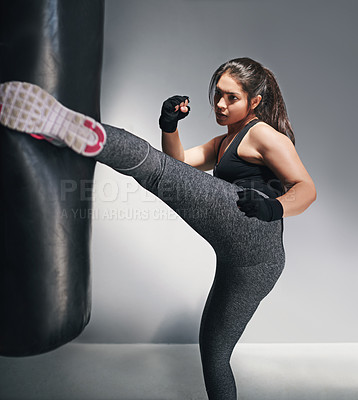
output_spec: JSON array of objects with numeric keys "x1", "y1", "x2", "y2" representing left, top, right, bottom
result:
[{"x1": 151, "y1": 309, "x2": 201, "y2": 343}]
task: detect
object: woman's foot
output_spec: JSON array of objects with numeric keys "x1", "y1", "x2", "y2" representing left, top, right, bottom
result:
[{"x1": 0, "y1": 81, "x2": 106, "y2": 156}]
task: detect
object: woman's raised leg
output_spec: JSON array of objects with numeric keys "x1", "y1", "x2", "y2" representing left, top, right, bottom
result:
[
  {"x1": 0, "y1": 83, "x2": 285, "y2": 399},
  {"x1": 97, "y1": 124, "x2": 284, "y2": 259}
]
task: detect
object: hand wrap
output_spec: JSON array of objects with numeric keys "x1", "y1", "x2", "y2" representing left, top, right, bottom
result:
[
  {"x1": 159, "y1": 95, "x2": 190, "y2": 133},
  {"x1": 236, "y1": 188, "x2": 283, "y2": 222}
]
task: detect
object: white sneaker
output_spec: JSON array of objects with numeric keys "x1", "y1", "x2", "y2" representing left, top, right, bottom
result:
[{"x1": 0, "y1": 81, "x2": 106, "y2": 156}]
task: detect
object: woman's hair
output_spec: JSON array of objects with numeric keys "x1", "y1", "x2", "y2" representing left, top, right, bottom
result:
[{"x1": 209, "y1": 57, "x2": 295, "y2": 144}]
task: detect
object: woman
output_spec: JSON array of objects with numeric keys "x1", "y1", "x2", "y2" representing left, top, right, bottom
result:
[{"x1": 0, "y1": 57, "x2": 316, "y2": 399}]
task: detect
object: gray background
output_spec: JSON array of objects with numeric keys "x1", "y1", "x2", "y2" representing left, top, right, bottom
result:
[{"x1": 76, "y1": 0, "x2": 358, "y2": 344}]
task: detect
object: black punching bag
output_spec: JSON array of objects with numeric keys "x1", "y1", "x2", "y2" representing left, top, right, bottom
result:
[{"x1": 0, "y1": 0, "x2": 104, "y2": 356}]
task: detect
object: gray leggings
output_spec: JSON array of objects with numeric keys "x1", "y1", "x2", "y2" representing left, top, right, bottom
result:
[{"x1": 96, "y1": 125, "x2": 285, "y2": 400}]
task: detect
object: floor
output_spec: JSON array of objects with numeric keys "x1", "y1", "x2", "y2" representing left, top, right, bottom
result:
[{"x1": 0, "y1": 343, "x2": 357, "y2": 400}]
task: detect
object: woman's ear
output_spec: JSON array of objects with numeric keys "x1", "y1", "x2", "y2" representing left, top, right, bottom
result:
[{"x1": 251, "y1": 95, "x2": 262, "y2": 110}]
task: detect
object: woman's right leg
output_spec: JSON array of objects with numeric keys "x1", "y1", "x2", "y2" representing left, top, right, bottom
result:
[
  {"x1": 96, "y1": 123, "x2": 229, "y2": 245},
  {"x1": 0, "y1": 84, "x2": 285, "y2": 398},
  {"x1": 96, "y1": 124, "x2": 246, "y2": 249},
  {"x1": 97, "y1": 124, "x2": 284, "y2": 258}
]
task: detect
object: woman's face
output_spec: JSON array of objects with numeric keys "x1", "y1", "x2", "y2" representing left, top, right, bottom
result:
[{"x1": 214, "y1": 72, "x2": 252, "y2": 127}]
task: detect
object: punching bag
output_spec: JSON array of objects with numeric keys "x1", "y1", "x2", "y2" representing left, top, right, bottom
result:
[{"x1": 0, "y1": 0, "x2": 104, "y2": 356}]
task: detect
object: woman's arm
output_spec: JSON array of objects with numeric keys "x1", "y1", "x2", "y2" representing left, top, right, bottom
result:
[
  {"x1": 161, "y1": 99, "x2": 188, "y2": 161},
  {"x1": 251, "y1": 124, "x2": 317, "y2": 217},
  {"x1": 161, "y1": 128, "x2": 185, "y2": 161},
  {"x1": 160, "y1": 96, "x2": 223, "y2": 171},
  {"x1": 162, "y1": 129, "x2": 223, "y2": 171}
]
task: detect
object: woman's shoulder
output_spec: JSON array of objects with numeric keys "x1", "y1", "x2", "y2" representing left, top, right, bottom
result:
[
  {"x1": 249, "y1": 121, "x2": 292, "y2": 149},
  {"x1": 251, "y1": 120, "x2": 278, "y2": 136},
  {"x1": 248, "y1": 121, "x2": 294, "y2": 157}
]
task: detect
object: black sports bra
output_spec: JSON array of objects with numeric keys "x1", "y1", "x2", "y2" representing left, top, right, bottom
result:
[{"x1": 213, "y1": 119, "x2": 283, "y2": 198}]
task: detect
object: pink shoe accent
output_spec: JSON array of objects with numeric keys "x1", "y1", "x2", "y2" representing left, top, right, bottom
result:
[
  {"x1": 30, "y1": 133, "x2": 46, "y2": 140},
  {"x1": 83, "y1": 119, "x2": 106, "y2": 155}
]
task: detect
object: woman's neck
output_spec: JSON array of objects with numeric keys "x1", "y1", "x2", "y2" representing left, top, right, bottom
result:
[{"x1": 227, "y1": 115, "x2": 258, "y2": 137}]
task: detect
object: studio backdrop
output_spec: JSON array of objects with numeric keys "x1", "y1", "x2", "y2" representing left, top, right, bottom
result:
[{"x1": 78, "y1": 0, "x2": 358, "y2": 344}]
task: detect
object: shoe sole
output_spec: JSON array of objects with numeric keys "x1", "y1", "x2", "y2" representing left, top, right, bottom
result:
[{"x1": 0, "y1": 81, "x2": 106, "y2": 156}]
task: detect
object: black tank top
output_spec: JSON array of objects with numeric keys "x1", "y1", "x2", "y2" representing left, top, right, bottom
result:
[{"x1": 213, "y1": 119, "x2": 283, "y2": 198}]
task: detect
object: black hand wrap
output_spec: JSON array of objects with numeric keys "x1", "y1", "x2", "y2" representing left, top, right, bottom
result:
[
  {"x1": 236, "y1": 188, "x2": 283, "y2": 222},
  {"x1": 159, "y1": 95, "x2": 190, "y2": 133}
]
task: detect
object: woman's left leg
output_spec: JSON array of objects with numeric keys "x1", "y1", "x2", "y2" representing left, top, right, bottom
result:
[{"x1": 199, "y1": 259, "x2": 284, "y2": 400}]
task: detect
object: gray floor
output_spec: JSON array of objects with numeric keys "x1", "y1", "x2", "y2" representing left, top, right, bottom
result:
[{"x1": 0, "y1": 343, "x2": 357, "y2": 400}]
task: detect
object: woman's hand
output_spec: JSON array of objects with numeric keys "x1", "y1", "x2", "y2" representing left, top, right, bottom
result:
[
  {"x1": 159, "y1": 95, "x2": 190, "y2": 133},
  {"x1": 236, "y1": 189, "x2": 283, "y2": 221}
]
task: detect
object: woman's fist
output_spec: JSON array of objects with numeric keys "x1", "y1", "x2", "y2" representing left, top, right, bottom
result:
[{"x1": 159, "y1": 95, "x2": 190, "y2": 133}]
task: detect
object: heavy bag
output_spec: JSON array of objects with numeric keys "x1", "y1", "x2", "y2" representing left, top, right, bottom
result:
[{"x1": 0, "y1": 0, "x2": 105, "y2": 356}]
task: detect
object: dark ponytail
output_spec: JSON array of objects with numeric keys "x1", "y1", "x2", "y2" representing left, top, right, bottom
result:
[{"x1": 209, "y1": 57, "x2": 295, "y2": 145}]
